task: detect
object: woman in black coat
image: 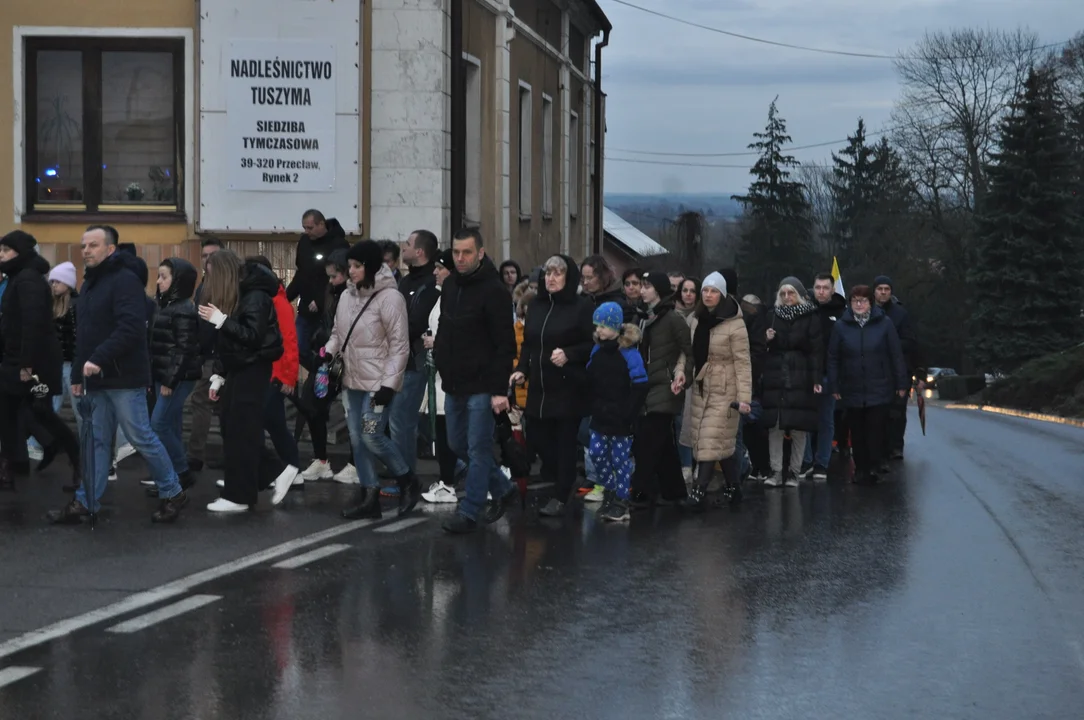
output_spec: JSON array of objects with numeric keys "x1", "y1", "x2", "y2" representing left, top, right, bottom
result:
[
  {"x1": 827, "y1": 284, "x2": 908, "y2": 484},
  {"x1": 0, "y1": 231, "x2": 79, "y2": 490},
  {"x1": 760, "y1": 276, "x2": 823, "y2": 488},
  {"x1": 147, "y1": 257, "x2": 202, "y2": 485},
  {"x1": 198, "y1": 251, "x2": 287, "y2": 512},
  {"x1": 511, "y1": 254, "x2": 595, "y2": 516}
]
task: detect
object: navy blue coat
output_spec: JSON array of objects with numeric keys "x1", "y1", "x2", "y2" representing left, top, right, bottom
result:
[
  {"x1": 71, "y1": 251, "x2": 153, "y2": 390},
  {"x1": 827, "y1": 306, "x2": 908, "y2": 409},
  {"x1": 879, "y1": 298, "x2": 921, "y2": 374}
]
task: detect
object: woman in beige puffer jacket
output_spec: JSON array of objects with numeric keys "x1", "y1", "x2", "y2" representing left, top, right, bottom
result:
[
  {"x1": 324, "y1": 240, "x2": 413, "y2": 521},
  {"x1": 678, "y1": 271, "x2": 752, "y2": 512}
]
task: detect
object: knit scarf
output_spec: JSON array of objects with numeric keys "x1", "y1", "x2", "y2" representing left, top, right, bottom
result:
[
  {"x1": 853, "y1": 310, "x2": 871, "y2": 327},
  {"x1": 773, "y1": 301, "x2": 816, "y2": 322},
  {"x1": 693, "y1": 305, "x2": 727, "y2": 376}
]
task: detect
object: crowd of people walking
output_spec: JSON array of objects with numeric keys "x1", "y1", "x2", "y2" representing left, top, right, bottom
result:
[{"x1": 0, "y1": 215, "x2": 924, "y2": 533}]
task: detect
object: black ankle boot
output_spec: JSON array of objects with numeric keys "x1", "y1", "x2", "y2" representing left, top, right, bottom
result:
[
  {"x1": 38, "y1": 444, "x2": 59, "y2": 472},
  {"x1": 396, "y1": 473, "x2": 420, "y2": 517},
  {"x1": 342, "y1": 487, "x2": 382, "y2": 520},
  {"x1": 681, "y1": 487, "x2": 709, "y2": 513}
]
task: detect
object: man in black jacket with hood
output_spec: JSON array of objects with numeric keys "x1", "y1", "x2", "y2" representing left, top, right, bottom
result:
[
  {"x1": 802, "y1": 273, "x2": 847, "y2": 480},
  {"x1": 287, "y1": 209, "x2": 349, "y2": 360},
  {"x1": 389, "y1": 229, "x2": 440, "y2": 474},
  {"x1": 434, "y1": 228, "x2": 516, "y2": 534},
  {"x1": 874, "y1": 275, "x2": 923, "y2": 460}
]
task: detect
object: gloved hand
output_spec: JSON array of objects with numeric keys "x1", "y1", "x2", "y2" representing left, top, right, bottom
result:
[{"x1": 372, "y1": 386, "x2": 395, "y2": 407}]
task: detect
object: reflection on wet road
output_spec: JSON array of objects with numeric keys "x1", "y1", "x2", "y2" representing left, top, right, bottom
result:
[{"x1": 1, "y1": 407, "x2": 1083, "y2": 719}]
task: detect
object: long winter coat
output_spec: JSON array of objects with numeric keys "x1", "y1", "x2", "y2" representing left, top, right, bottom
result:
[
  {"x1": 325, "y1": 264, "x2": 409, "y2": 392},
  {"x1": 517, "y1": 256, "x2": 595, "y2": 419},
  {"x1": 681, "y1": 297, "x2": 752, "y2": 462},
  {"x1": 760, "y1": 303, "x2": 823, "y2": 432},
  {"x1": 638, "y1": 299, "x2": 692, "y2": 416},
  {"x1": 827, "y1": 306, "x2": 908, "y2": 408},
  {"x1": 0, "y1": 252, "x2": 62, "y2": 396},
  {"x1": 149, "y1": 258, "x2": 202, "y2": 388}
]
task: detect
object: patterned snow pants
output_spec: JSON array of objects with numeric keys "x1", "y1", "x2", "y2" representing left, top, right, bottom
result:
[{"x1": 588, "y1": 431, "x2": 634, "y2": 501}]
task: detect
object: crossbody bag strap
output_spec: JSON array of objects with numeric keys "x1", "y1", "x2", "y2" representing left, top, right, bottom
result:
[{"x1": 339, "y1": 289, "x2": 383, "y2": 349}]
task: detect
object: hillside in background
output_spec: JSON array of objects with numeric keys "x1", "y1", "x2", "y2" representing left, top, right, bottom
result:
[{"x1": 604, "y1": 193, "x2": 743, "y2": 228}]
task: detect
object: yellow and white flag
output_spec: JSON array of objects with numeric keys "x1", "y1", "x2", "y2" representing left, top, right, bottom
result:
[{"x1": 831, "y1": 256, "x2": 845, "y2": 297}]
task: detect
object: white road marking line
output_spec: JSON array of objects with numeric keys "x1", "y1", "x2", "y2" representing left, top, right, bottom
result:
[
  {"x1": 373, "y1": 517, "x2": 428, "y2": 533},
  {"x1": 272, "y1": 543, "x2": 351, "y2": 569},
  {"x1": 526, "y1": 482, "x2": 554, "y2": 490},
  {"x1": 0, "y1": 666, "x2": 41, "y2": 689},
  {"x1": 0, "y1": 518, "x2": 386, "y2": 661},
  {"x1": 106, "y1": 595, "x2": 222, "y2": 634}
]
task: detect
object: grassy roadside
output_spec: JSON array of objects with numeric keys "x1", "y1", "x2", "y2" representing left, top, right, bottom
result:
[{"x1": 979, "y1": 344, "x2": 1084, "y2": 418}]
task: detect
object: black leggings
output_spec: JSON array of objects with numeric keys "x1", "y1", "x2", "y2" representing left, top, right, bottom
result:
[
  {"x1": 528, "y1": 416, "x2": 580, "y2": 502},
  {"x1": 0, "y1": 394, "x2": 79, "y2": 468},
  {"x1": 694, "y1": 455, "x2": 740, "y2": 490},
  {"x1": 633, "y1": 413, "x2": 687, "y2": 501}
]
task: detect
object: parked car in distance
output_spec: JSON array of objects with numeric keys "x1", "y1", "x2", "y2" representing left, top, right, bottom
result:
[{"x1": 925, "y1": 367, "x2": 957, "y2": 389}]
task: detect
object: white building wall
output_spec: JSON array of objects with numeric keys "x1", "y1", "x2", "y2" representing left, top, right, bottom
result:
[{"x1": 369, "y1": 0, "x2": 451, "y2": 242}]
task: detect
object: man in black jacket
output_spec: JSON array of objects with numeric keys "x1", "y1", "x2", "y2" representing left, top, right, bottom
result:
[
  {"x1": 49, "y1": 225, "x2": 188, "y2": 525},
  {"x1": 388, "y1": 229, "x2": 439, "y2": 474},
  {"x1": 287, "y1": 209, "x2": 349, "y2": 360},
  {"x1": 802, "y1": 273, "x2": 847, "y2": 480},
  {"x1": 434, "y1": 228, "x2": 516, "y2": 534},
  {"x1": 874, "y1": 275, "x2": 924, "y2": 460}
]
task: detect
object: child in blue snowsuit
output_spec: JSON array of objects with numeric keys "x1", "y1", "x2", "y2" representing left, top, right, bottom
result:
[{"x1": 587, "y1": 302, "x2": 648, "y2": 522}]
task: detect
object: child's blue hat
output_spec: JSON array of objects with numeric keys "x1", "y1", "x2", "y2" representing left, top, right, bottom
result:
[{"x1": 592, "y1": 302, "x2": 623, "y2": 332}]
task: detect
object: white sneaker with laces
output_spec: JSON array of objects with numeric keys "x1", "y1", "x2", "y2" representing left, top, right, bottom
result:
[
  {"x1": 115, "y1": 444, "x2": 137, "y2": 464},
  {"x1": 301, "y1": 459, "x2": 333, "y2": 481},
  {"x1": 422, "y1": 482, "x2": 458, "y2": 503},
  {"x1": 333, "y1": 464, "x2": 359, "y2": 484},
  {"x1": 207, "y1": 498, "x2": 249, "y2": 513},
  {"x1": 763, "y1": 473, "x2": 783, "y2": 488},
  {"x1": 784, "y1": 474, "x2": 800, "y2": 488},
  {"x1": 292, "y1": 475, "x2": 305, "y2": 487},
  {"x1": 584, "y1": 485, "x2": 606, "y2": 502},
  {"x1": 271, "y1": 465, "x2": 299, "y2": 506}
]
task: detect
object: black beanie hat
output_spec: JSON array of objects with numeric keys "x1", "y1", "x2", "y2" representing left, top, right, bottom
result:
[
  {"x1": 346, "y1": 240, "x2": 385, "y2": 287},
  {"x1": 873, "y1": 275, "x2": 892, "y2": 289},
  {"x1": 0, "y1": 230, "x2": 38, "y2": 256},
  {"x1": 435, "y1": 248, "x2": 455, "y2": 270},
  {"x1": 642, "y1": 270, "x2": 672, "y2": 298}
]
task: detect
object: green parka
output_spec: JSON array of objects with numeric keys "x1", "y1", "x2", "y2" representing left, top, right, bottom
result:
[{"x1": 638, "y1": 299, "x2": 693, "y2": 415}]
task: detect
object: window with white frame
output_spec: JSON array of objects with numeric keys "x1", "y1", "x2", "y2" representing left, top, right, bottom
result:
[
  {"x1": 541, "y1": 94, "x2": 553, "y2": 218},
  {"x1": 463, "y1": 55, "x2": 482, "y2": 225},
  {"x1": 569, "y1": 111, "x2": 580, "y2": 218},
  {"x1": 518, "y1": 82, "x2": 532, "y2": 218}
]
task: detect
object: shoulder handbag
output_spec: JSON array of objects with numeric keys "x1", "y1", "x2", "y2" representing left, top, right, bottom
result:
[{"x1": 325, "y1": 289, "x2": 383, "y2": 394}]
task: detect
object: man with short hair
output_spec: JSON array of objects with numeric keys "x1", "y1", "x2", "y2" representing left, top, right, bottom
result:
[
  {"x1": 388, "y1": 229, "x2": 440, "y2": 475},
  {"x1": 433, "y1": 228, "x2": 516, "y2": 534},
  {"x1": 873, "y1": 275, "x2": 923, "y2": 461},
  {"x1": 287, "y1": 210, "x2": 348, "y2": 361},
  {"x1": 380, "y1": 240, "x2": 402, "y2": 283},
  {"x1": 802, "y1": 273, "x2": 847, "y2": 480},
  {"x1": 48, "y1": 226, "x2": 188, "y2": 524},
  {"x1": 667, "y1": 271, "x2": 685, "y2": 294},
  {"x1": 187, "y1": 237, "x2": 222, "y2": 470}
]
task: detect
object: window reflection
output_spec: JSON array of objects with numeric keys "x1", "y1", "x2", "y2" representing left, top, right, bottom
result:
[{"x1": 35, "y1": 51, "x2": 84, "y2": 204}]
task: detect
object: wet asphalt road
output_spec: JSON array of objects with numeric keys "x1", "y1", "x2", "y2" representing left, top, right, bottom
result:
[{"x1": 1, "y1": 405, "x2": 1083, "y2": 719}]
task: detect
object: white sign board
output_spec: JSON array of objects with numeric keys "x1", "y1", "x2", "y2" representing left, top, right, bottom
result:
[{"x1": 226, "y1": 40, "x2": 336, "y2": 192}]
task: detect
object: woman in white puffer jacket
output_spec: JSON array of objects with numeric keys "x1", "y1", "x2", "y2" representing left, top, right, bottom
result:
[{"x1": 323, "y1": 240, "x2": 413, "y2": 520}]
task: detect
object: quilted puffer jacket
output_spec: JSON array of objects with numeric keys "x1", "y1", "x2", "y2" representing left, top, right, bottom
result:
[{"x1": 324, "y1": 264, "x2": 409, "y2": 392}]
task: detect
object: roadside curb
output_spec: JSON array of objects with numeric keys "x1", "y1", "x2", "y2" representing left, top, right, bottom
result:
[{"x1": 944, "y1": 403, "x2": 1084, "y2": 429}]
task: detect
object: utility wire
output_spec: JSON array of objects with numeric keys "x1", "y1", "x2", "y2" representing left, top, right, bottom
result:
[
  {"x1": 606, "y1": 156, "x2": 833, "y2": 169},
  {"x1": 607, "y1": 129, "x2": 896, "y2": 157},
  {"x1": 607, "y1": 0, "x2": 1072, "y2": 61}
]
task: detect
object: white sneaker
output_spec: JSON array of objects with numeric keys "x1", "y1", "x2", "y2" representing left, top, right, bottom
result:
[
  {"x1": 784, "y1": 474, "x2": 800, "y2": 488},
  {"x1": 108, "y1": 466, "x2": 118, "y2": 482},
  {"x1": 422, "y1": 482, "x2": 458, "y2": 503},
  {"x1": 301, "y1": 459, "x2": 333, "y2": 481},
  {"x1": 207, "y1": 498, "x2": 249, "y2": 513},
  {"x1": 271, "y1": 465, "x2": 299, "y2": 506},
  {"x1": 139, "y1": 478, "x2": 155, "y2": 487},
  {"x1": 115, "y1": 444, "x2": 137, "y2": 464},
  {"x1": 216, "y1": 479, "x2": 225, "y2": 489},
  {"x1": 292, "y1": 475, "x2": 305, "y2": 487},
  {"x1": 28, "y1": 446, "x2": 44, "y2": 461},
  {"x1": 763, "y1": 473, "x2": 783, "y2": 488},
  {"x1": 333, "y1": 464, "x2": 359, "y2": 484},
  {"x1": 584, "y1": 485, "x2": 606, "y2": 502}
]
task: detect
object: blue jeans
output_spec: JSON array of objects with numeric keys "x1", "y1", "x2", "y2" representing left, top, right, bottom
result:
[
  {"x1": 445, "y1": 393, "x2": 512, "y2": 522},
  {"x1": 388, "y1": 370, "x2": 428, "y2": 474},
  {"x1": 345, "y1": 388, "x2": 410, "y2": 488},
  {"x1": 76, "y1": 388, "x2": 182, "y2": 512},
  {"x1": 803, "y1": 391, "x2": 836, "y2": 468},
  {"x1": 151, "y1": 381, "x2": 195, "y2": 474},
  {"x1": 265, "y1": 385, "x2": 300, "y2": 468},
  {"x1": 295, "y1": 314, "x2": 314, "y2": 364}
]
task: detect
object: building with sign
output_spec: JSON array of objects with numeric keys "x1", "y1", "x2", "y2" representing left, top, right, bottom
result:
[{"x1": 0, "y1": 0, "x2": 610, "y2": 284}]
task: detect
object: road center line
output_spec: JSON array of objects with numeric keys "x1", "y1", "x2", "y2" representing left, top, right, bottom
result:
[
  {"x1": 0, "y1": 666, "x2": 41, "y2": 689},
  {"x1": 0, "y1": 518, "x2": 385, "y2": 661},
  {"x1": 106, "y1": 595, "x2": 222, "y2": 634},
  {"x1": 272, "y1": 543, "x2": 351, "y2": 569},
  {"x1": 373, "y1": 517, "x2": 428, "y2": 533}
]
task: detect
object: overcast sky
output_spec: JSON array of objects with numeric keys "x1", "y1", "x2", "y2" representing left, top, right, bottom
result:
[{"x1": 598, "y1": 0, "x2": 1083, "y2": 195}]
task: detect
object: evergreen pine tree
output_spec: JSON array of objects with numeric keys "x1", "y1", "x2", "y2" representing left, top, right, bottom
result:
[
  {"x1": 732, "y1": 99, "x2": 814, "y2": 298},
  {"x1": 968, "y1": 68, "x2": 1084, "y2": 372},
  {"x1": 828, "y1": 118, "x2": 878, "y2": 264}
]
